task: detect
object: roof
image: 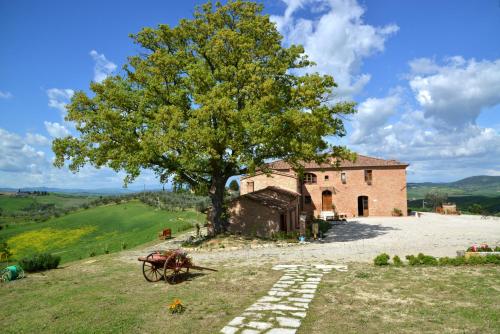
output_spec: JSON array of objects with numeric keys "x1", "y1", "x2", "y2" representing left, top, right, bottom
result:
[
  {"x1": 266, "y1": 154, "x2": 408, "y2": 170},
  {"x1": 237, "y1": 186, "x2": 299, "y2": 211}
]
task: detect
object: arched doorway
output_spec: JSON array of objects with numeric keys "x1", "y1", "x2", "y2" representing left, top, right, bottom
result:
[
  {"x1": 357, "y1": 196, "x2": 369, "y2": 216},
  {"x1": 322, "y1": 190, "x2": 332, "y2": 211}
]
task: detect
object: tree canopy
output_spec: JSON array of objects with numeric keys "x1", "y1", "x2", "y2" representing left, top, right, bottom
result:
[{"x1": 53, "y1": 0, "x2": 356, "y2": 233}]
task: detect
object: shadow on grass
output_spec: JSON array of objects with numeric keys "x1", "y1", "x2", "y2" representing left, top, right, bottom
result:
[
  {"x1": 323, "y1": 220, "x2": 398, "y2": 242},
  {"x1": 165, "y1": 272, "x2": 207, "y2": 285}
]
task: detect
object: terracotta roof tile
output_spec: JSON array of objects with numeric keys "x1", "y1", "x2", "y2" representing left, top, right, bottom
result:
[
  {"x1": 267, "y1": 154, "x2": 408, "y2": 170},
  {"x1": 237, "y1": 186, "x2": 298, "y2": 211}
]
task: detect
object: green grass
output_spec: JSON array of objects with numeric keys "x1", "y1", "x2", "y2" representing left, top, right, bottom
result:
[
  {"x1": 0, "y1": 257, "x2": 280, "y2": 334},
  {"x1": 0, "y1": 201, "x2": 204, "y2": 263},
  {"x1": 1, "y1": 259, "x2": 498, "y2": 333},
  {"x1": 0, "y1": 193, "x2": 96, "y2": 214},
  {"x1": 301, "y1": 264, "x2": 500, "y2": 333}
]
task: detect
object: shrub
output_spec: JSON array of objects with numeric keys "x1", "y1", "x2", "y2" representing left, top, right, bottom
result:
[
  {"x1": 405, "y1": 255, "x2": 419, "y2": 266},
  {"x1": 89, "y1": 251, "x2": 96, "y2": 257},
  {"x1": 418, "y1": 253, "x2": 438, "y2": 265},
  {"x1": 484, "y1": 254, "x2": 500, "y2": 264},
  {"x1": 19, "y1": 253, "x2": 60, "y2": 272},
  {"x1": 466, "y1": 255, "x2": 486, "y2": 265},
  {"x1": 438, "y1": 257, "x2": 452, "y2": 266},
  {"x1": 374, "y1": 253, "x2": 390, "y2": 266},
  {"x1": 392, "y1": 255, "x2": 403, "y2": 266},
  {"x1": 392, "y1": 208, "x2": 403, "y2": 216},
  {"x1": 0, "y1": 241, "x2": 12, "y2": 261},
  {"x1": 121, "y1": 242, "x2": 127, "y2": 250}
]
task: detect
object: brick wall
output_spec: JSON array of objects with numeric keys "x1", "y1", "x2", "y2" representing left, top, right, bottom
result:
[
  {"x1": 240, "y1": 172, "x2": 299, "y2": 195},
  {"x1": 240, "y1": 166, "x2": 408, "y2": 218},
  {"x1": 302, "y1": 167, "x2": 407, "y2": 217}
]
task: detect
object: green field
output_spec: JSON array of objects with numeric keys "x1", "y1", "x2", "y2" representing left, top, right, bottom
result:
[
  {"x1": 0, "y1": 259, "x2": 498, "y2": 333},
  {"x1": 0, "y1": 201, "x2": 204, "y2": 263},
  {"x1": 0, "y1": 193, "x2": 96, "y2": 214}
]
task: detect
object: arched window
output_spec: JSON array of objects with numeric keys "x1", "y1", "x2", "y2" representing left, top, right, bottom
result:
[{"x1": 304, "y1": 173, "x2": 317, "y2": 184}]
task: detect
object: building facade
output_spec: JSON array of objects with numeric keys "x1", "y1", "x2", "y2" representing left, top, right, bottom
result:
[{"x1": 240, "y1": 155, "x2": 408, "y2": 220}]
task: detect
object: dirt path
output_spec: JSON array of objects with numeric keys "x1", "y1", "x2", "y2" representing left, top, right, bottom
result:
[{"x1": 119, "y1": 213, "x2": 500, "y2": 267}]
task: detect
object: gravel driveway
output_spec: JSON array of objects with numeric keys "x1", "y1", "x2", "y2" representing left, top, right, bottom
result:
[{"x1": 123, "y1": 213, "x2": 500, "y2": 266}]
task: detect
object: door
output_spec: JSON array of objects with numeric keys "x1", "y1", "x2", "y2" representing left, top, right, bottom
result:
[
  {"x1": 322, "y1": 190, "x2": 332, "y2": 211},
  {"x1": 357, "y1": 196, "x2": 369, "y2": 216},
  {"x1": 279, "y1": 213, "x2": 287, "y2": 232}
]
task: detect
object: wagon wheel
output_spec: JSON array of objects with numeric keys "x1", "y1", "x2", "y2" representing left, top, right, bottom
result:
[
  {"x1": 142, "y1": 252, "x2": 163, "y2": 282},
  {"x1": 163, "y1": 253, "x2": 189, "y2": 284}
]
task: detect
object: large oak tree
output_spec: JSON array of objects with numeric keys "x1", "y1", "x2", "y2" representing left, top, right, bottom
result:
[{"x1": 53, "y1": 1, "x2": 356, "y2": 234}]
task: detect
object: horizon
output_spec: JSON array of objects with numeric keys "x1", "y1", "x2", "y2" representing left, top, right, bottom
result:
[{"x1": 1, "y1": 0, "x2": 499, "y2": 188}]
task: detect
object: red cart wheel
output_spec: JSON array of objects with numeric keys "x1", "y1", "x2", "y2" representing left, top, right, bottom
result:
[
  {"x1": 142, "y1": 252, "x2": 163, "y2": 282},
  {"x1": 164, "y1": 253, "x2": 189, "y2": 284}
]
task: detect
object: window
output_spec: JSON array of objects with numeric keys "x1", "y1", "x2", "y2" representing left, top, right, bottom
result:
[
  {"x1": 304, "y1": 195, "x2": 312, "y2": 204},
  {"x1": 324, "y1": 175, "x2": 329, "y2": 180},
  {"x1": 364, "y1": 170, "x2": 373, "y2": 185},
  {"x1": 341, "y1": 172, "x2": 347, "y2": 184},
  {"x1": 304, "y1": 173, "x2": 317, "y2": 184},
  {"x1": 247, "y1": 181, "x2": 254, "y2": 193}
]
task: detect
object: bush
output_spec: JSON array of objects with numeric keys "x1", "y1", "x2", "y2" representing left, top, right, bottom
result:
[
  {"x1": 405, "y1": 255, "x2": 419, "y2": 266},
  {"x1": 418, "y1": 253, "x2": 438, "y2": 265},
  {"x1": 374, "y1": 253, "x2": 390, "y2": 266},
  {"x1": 19, "y1": 253, "x2": 60, "y2": 272},
  {"x1": 392, "y1": 255, "x2": 403, "y2": 266},
  {"x1": 392, "y1": 208, "x2": 403, "y2": 216}
]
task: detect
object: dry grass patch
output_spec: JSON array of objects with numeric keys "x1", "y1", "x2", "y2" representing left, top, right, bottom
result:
[
  {"x1": 300, "y1": 263, "x2": 500, "y2": 334},
  {"x1": 0, "y1": 254, "x2": 281, "y2": 334}
]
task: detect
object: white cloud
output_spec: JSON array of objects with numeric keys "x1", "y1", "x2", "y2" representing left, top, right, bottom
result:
[
  {"x1": 271, "y1": 0, "x2": 398, "y2": 97},
  {"x1": 47, "y1": 88, "x2": 74, "y2": 114},
  {"x1": 44, "y1": 121, "x2": 70, "y2": 138},
  {"x1": 25, "y1": 133, "x2": 51, "y2": 146},
  {"x1": 351, "y1": 93, "x2": 401, "y2": 144},
  {"x1": 0, "y1": 128, "x2": 48, "y2": 173},
  {"x1": 89, "y1": 50, "x2": 117, "y2": 83},
  {"x1": 0, "y1": 90, "x2": 13, "y2": 99},
  {"x1": 409, "y1": 57, "x2": 500, "y2": 128}
]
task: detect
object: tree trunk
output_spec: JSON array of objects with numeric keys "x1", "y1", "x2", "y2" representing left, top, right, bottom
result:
[{"x1": 209, "y1": 175, "x2": 227, "y2": 235}]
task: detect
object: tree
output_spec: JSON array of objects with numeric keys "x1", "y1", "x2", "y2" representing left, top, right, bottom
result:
[
  {"x1": 468, "y1": 203, "x2": 483, "y2": 215},
  {"x1": 53, "y1": 1, "x2": 356, "y2": 234},
  {"x1": 424, "y1": 191, "x2": 448, "y2": 210},
  {"x1": 228, "y1": 180, "x2": 239, "y2": 192}
]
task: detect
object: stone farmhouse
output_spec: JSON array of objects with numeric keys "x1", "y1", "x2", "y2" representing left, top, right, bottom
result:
[{"x1": 227, "y1": 155, "x2": 408, "y2": 237}]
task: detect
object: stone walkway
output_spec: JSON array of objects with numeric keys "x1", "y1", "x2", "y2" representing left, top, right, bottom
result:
[{"x1": 220, "y1": 264, "x2": 347, "y2": 334}]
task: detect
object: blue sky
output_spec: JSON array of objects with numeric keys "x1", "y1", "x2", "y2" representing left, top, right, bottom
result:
[{"x1": 1, "y1": 0, "x2": 499, "y2": 188}]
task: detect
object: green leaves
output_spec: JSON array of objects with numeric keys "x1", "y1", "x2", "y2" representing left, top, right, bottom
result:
[{"x1": 53, "y1": 0, "x2": 356, "y2": 192}]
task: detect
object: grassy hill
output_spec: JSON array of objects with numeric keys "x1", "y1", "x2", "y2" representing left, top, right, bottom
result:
[
  {"x1": 408, "y1": 175, "x2": 500, "y2": 199},
  {"x1": 408, "y1": 175, "x2": 500, "y2": 215},
  {"x1": 0, "y1": 193, "x2": 96, "y2": 215},
  {"x1": 0, "y1": 201, "x2": 204, "y2": 263}
]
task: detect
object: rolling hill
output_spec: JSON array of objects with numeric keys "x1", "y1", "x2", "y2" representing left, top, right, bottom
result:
[
  {"x1": 407, "y1": 175, "x2": 500, "y2": 199},
  {"x1": 407, "y1": 175, "x2": 500, "y2": 215}
]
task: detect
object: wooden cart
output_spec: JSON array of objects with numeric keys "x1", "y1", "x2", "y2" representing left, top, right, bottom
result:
[{"x1": 138, "y1": 249, "x2": 216, "y2": 283}]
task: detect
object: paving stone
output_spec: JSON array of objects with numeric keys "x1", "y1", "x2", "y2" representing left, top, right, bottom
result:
[
  {"x1": 266, "y1": 328, "x2": 297, "y2": 334},
  {"x1": 228, "y1": 317, "x2": 246, "y2": 326},
  {"x1": 221, "y1": 264, "x2": 347, "y2": 334},
  {"x1": 287, "y1": 297, "x2": 312, "y2": 303},
  {"x1": 241, "y1": 329, "x2": 261, "y2": 334},
  {"x1": 300, "y1": 284, "x2": 318, "y2": 289},
  {"x1": 221, "y1": 326, "x2": 239, "y2": 334},
  {"x1": 290, "y1": 312, "x2": 307, "y2": 318},
  {"x1": 276, "y1": 317, "x2": 301, "y2": 328},
  {"x1": 246, "y1": 321, "x2": 273, "y2": 330}
]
